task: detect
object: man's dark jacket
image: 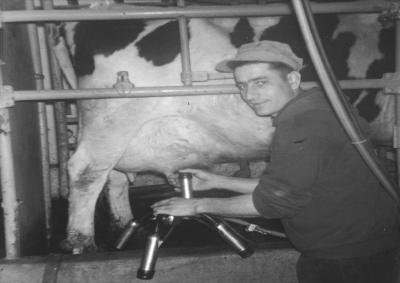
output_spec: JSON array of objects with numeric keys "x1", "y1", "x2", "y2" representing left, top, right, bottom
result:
[{"x1": 252, "y1": 87, "x2": 399, "y2": 258}]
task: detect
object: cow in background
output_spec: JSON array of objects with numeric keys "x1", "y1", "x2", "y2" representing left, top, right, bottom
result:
[{"x1": 60, "y1": 2, "x2": 395, "y2": 253}]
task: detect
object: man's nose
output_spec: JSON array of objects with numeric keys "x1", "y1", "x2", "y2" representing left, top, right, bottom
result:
[{"x1": 242, "y1": 85, "x2": 258, "y2": 102}]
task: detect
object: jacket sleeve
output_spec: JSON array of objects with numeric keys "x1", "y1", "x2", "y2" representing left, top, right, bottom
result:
[{"x1": 252, "y1": 111, "x2": 337, "y2": 219}]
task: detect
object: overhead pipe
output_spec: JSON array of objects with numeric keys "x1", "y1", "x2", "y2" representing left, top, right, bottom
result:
[
  {"x1": 291, "y1": 0, "x2": 400, "y2": 203},
  {"x1": 0, "y1": 1, "x2": 392, "y2": 23}
]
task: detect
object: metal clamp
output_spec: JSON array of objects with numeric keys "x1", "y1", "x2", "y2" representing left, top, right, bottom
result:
[
  {"x1": 0, "y1": 85, "x2": 16, "y2": 108},
  {"x1": 180, "y1": 71, "x2": 193, "y2": 85},
  {"x1": 186, "y1": 71, "x2": 235, "y2": 83},
  {"x1": 113, "y1": 71, "x2": 134, "y2": 95},
  {"x1": 33, "y1": 73, "x2": 45, "y2": 81},
  {"x1": 190, "y1": 71, "x2": 208, "y2": 82},
  {"x1": 383, "y1": 72, "x2": 400, "y2": 94}
]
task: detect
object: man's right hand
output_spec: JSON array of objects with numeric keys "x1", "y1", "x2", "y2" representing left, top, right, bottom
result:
[
  {"x1": 167, "y1": 168, "x2": 257, "y2": 195},
  {"x1": 179, "y1": 168, "x2": 222, "y2": 191}
]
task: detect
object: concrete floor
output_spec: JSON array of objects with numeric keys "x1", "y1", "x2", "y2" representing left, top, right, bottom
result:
[{"x1": 0, "y1": 243, "x2": 299, "y2": 283}]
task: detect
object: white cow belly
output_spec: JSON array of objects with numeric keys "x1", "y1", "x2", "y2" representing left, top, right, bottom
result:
[{"x1": 115, "y1": 115, "x2": 274, "y2": 174}]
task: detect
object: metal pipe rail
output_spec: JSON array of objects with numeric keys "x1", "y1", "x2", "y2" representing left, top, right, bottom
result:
[
  {"x1": 4, "y1": 78, "x2": 400, "y2": 102},
  {"x1": 25, "y1": 0, "x2": 52, "y2": 254},
  {"x1": 0, "y1": 60, "x2": 19, "y2": 260},
  {"x1": 0, "y1": 1, "x2": 393, "y2": 23},
  {"x1": 177, "y1": 0, "x2": 192, "y2": 86}
]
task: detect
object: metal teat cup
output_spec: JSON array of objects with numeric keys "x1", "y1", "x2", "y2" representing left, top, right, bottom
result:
[
  {"x1": 179, "y1": 172, "x2": 193, "y2": 199},
  {"x1": 215, "y1": 221, "x2": 254, "y2": 258},
  {"x1": 137, "y1": 215, "x2": 163, "y2": 280},
  {"x1": 115, "y1": 219, "x2": 140, "y2": 250},
  {"x1": 137, "y1": 233, "x2": 159, "y2": 280}
]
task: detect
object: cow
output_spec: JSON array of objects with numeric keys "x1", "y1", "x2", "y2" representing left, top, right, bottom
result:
[{"x1": 60, "y1": 2, "x2": 395, "y2": 253}]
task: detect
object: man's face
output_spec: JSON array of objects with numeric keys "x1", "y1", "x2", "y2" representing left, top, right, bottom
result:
[{"x1": 234, "y1": 62, "x2": 299, "y2": 117}]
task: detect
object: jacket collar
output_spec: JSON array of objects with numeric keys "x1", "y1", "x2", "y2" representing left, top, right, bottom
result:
[{"x1": 272, "y1": 87, "x2": 329, "y2": 126}]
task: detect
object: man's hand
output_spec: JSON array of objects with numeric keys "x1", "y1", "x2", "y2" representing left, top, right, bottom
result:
[
  {"x1": 168, "y1": 168, "x2": 223, "y2": 192},
  {"x1": 152, "y1": 197, "x2": 201, "y2": 216},
  {"x1": 152, "y1": 194, "x2": 260, "y2": 217}
]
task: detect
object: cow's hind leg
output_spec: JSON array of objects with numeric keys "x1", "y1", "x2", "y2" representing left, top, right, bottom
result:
[
  {"x1": 61, "y1": 145, "x2": 113, "y2": 254},
  {"x1": 105, "y1": 170, "x2": 134, "y2": 233}
]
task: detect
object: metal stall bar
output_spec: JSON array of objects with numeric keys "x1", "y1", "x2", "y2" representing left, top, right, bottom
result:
[
  {"x1": 177, "y1": 0, "x2": 192, "y2": 86},
  {"x1": 0, "y1": 1, "x2": 391, "y2": 23},
  {"x1": 42, "y1": 0, "x2": 70, "y2": 199},
  {"x1": 36, "y1": 19, "x2": 61, "y2": 201},
  {"x1": 24, "y1": 0, "x2": 52, "y2": 251},
  {"x1": 3, "y1": 77, "x2": 400, "y2": 102},
  {"x1": 0, "y1": 96, "x2": 20, "y2": 259}
]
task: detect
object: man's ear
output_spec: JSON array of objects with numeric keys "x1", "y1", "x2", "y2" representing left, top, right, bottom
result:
[{"x1": 287, "y1": 71, "x2": 301, "y2": 90}]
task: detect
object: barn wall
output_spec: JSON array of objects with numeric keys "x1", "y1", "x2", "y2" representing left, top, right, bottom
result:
[{"x1": 1, "y1": 0, "x2": 47, "y2": 256}]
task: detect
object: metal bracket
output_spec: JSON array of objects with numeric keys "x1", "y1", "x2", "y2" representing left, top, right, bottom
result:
[
  {"x1": 189, "y1": 71, "x2": 207, "y2": 82},
  {"x1": 180, "y1": 71, "x2": 193, "y2": 85},
  {"x1": 379, "y1": 1, "x2": 400, "y2": 22},
  {"x1": 33, "y1": 73, "x2": 45, "y2": 81},
  {"x1": 383, "y1": 72, "x2": 400, "y2": 94},
  {"x1": 113, "y1": 71, "x2": 134, "y2": 95},
  {"x1": 187, "y1": 71, "x2": 235, "y2": 82},
  {"x1": 0, "y1": 85, "x2": 16, "y2": 108}
]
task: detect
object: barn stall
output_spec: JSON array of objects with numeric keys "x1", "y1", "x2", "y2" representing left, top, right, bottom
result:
[{"x1": 0, "y1": 0, "x2": 399, "y2": 282}]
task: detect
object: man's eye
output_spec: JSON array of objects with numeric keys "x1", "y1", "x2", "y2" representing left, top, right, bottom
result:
[
  {"x1": 255, "y1": 80, "x2": 267, "y2": 87},
  {"x1": 237, "y1": 84, "x2": 246, "y2": 91}
]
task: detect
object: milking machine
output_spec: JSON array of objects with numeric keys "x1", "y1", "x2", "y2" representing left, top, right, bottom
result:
[{"x1": 115, "y1": 172, "x2": 272, "y2": 280}]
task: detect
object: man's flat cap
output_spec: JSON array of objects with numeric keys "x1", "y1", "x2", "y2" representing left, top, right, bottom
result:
[{"x1": 215, "y1": 40, "x2": 303, "y2": 73}]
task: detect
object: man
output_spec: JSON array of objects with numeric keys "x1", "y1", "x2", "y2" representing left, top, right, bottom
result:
[{"x1": 152, "y1": 40, "x2": 400, "y2": 283}]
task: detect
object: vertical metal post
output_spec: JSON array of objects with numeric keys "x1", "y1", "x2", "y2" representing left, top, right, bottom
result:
[
  {"x1": 0, "y1": 111, "x2": 20, "y2": 259},
  {"x1": 0, "y1": 1, "x2": 20, "y2": 259},
  {"x1": 0, "y1": 86, "x2": 20, "y2": 258},
  {"x1": 42, "y1": 0, "x2": 70, "y2": 198},
  {"x1": 37, "y1": 26, "x2": 60, "y2": 199},
  {"x1": 25, "y1": 0, "x2": 52, "y2": 250},
  {"x1": 177, "y1": 0, "x2": 192, "y2": 86},
  {"x1": 395, "y1": 21, "x2": 400, "y2": 185}
]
